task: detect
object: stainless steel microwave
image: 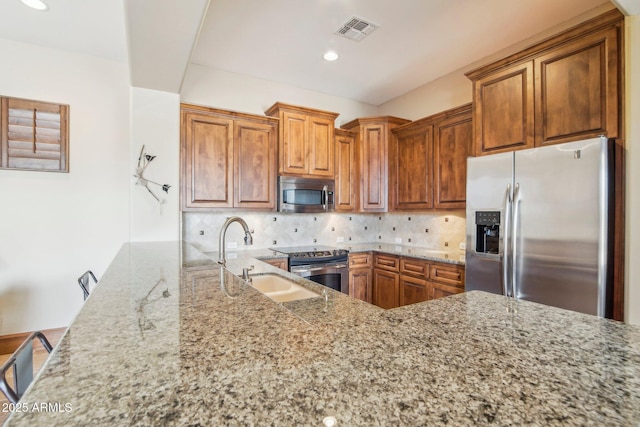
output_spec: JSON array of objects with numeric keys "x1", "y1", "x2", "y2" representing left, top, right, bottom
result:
[{"x1": 278, "y1": 176, "x2": 335, "y2": 213}]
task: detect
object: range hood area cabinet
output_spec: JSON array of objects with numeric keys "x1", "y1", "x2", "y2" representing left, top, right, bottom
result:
[
  {"x1": 465, "y1": 9, "x2": 623, "y2": 156},
  {"x1": 180, "y1": 104, "x2": 278, "y2": 210},
  {"x1": 390, "y1": 104, "x2": 472, "y2": 211},
  {"x1": 265, "y1": 102, "x2": 339, "y2": 178},
  {"x1": 340, "y1": 116, "x2": 411, "y2": 212}
]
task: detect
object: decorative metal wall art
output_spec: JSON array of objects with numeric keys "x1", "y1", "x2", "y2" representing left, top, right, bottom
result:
[{"x1": 133, "y1": 145, "x2": 171, "y2": 203}]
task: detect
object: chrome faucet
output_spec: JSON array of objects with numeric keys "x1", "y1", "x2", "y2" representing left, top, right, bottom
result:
[{"x1": 218, "y1": 216, "x2": 253, "y2": 265}]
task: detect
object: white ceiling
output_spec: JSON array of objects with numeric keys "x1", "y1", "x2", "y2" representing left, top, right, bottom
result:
[
  {"x1": 0, "y1": 0, "x2": 127, "y2": 62},
  {"x1": 0, "y1": 0, "x2": 618, "y2": 105},
  {"x1": 192, "y1": 0, "x2": 611, "y2": 105}
]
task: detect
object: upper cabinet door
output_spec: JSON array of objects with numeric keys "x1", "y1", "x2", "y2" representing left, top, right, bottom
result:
[
  {"x1": 181, "y1": 104, "x2": 278, "y2": 211},
  {"x1": 335, "y1": 129, "x2": 357, "y2": 212},
  {"x1": 534, "y1": 26, "x2": 619, "y2": 146},
  {"x1": 467, "y1": 10, "x2": 622, "y2": 155},
  {"x1": 233, "y1": 119, "x2": 277, "y2": 209},
  {"x1": 182, "y1": 112, "x2": 234, "y2": 209},
  {"x1": 391, "y1": 124, "x2": 433, "y2": 211},
  {"x1": 472, "y1": 61, "x2": 535, "y2": 155},
  {"x1": 280, "y1": 111, "x2": 308, "y2": 175},
  {"x1": 265, "y1": 102, "x2": 339, "y2": 179},
  {"x1": 361, "y1": 123, "x2": 388, "y2": 212},
  {"x1": 308, "y1": 116, "x2": 334, "y2": 177},
  {"x1": 433, "y1": 109, "x2": 472, "y2": 209}
]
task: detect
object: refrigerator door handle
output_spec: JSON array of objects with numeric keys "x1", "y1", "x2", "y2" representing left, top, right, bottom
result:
[
  {"x1": 511, "y1": 183, "x2": 521, "y2": 299},
  {"x1": 502, "y1": 184, "x2": 512, "y2": 297}
]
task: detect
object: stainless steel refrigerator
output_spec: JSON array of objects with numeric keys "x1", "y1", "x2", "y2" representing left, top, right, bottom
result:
[{"x1": 465, "y1": 136, "x2": 613, "y2": 317}]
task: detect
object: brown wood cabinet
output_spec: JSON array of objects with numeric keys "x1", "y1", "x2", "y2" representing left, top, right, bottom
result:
[
  {"x1": 427, "y1": 262, "x2": 465, "y2": 300},
  {"x1": 353, "y1": 252, "x2": 465, "y2": 309},
  {"x1": 399, "y1": 257, "x2": 429, "y2": 306},
  {"x1": 390, "y1": 104, "x2": 472, "y2": 210},
  {"x1": 341, "y1": 117, "x2": 411, "y2": 212},
  {"x1": 349, "y1": 253, "x2": 373, "y2": 303},
  {"x1": 335, "y1": 129, "x2": 358, "y2": 212},
  {"x1": 468, "y1": 62, "x2": 534, "y2": 154},
  {"x1": 373, "y1": 254, "x2": 400, "y2": 309},
  {"x1": 262, "y1": 258, "x2": 288, "y2": 271},
  {"x1": 265, "y1": 102, "x2": 338, "y2": 178},
  {"x1": 534, "y1": 25, "x2": 620, "y2": 146},
  {"x1": 400, "y1": 275, "x2": 429, "y2": 306},
  {"x1": 391, "y1": 122, "x2": 434, "y2": 210},
  {"x1": 181, "y1": 104, "x2": 278, "y2": 210},
  {"x1": 373, "y1": 269, "x2": 400, "y2": 309},
  {"x1": 466, "y1": 10, "x2": 623, "y2": 155},
  {"x1": 434, "y1": 108, "x2": 473, "y2": 208}
]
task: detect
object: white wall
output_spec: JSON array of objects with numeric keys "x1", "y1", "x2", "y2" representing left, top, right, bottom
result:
[
  {"x1": 181, "y1": 65, "x2": 378, "y2": 126},
  {"x1": 129, "y1": 88, "x2": 180, "y2": 242},
  {"x1": 0, "y1": 39, "x2": 131, "y2": 334},
  {"x1": 378, "y1": 72, "x2": 472, "y2": 120},
  {"x1": 625, "y1": 14, "x2": 640, "y2": 326}
]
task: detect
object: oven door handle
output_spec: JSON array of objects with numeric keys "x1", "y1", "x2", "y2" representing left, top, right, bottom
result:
[{"x1": 291, "y1": 264, "x2": 347, "y2": 274}]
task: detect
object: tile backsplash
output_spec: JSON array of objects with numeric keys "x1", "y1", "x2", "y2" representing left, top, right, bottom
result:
[{"x1": 183, "y1": 211, "x2": 466, "y2": 253}]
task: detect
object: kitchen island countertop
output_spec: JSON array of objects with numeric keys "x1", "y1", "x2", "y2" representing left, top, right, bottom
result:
[{"x1": 5, "y1": 241, "x2": 640, "y2": 426}]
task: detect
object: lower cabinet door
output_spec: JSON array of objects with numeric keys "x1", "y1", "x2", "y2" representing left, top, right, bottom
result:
[
  {"x1": 429, "y1": 281, "x2": 464, "y2": 300},
  {"x1": 349, "y1": 268, "x2": 372, "y2": 303},
  {"x1": 373, "y1": 269, "x2": 400, "y2": 309},
  {"x1": 400, "y1": 275, "x2": 428, "y2": 306}
]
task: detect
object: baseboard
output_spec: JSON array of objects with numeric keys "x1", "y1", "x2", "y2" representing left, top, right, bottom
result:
[{"x1": 0, "y1": 327, "x2": 67, "y2": 355}]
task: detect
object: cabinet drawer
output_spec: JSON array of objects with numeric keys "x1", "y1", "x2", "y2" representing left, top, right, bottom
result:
[
  {"x1": 429, "y1": 263, "x2": 465, "y2": 288},
  {"x1": 374, "y1": 254, "x2": 399, "y2": 272},
  {"x1": 400, "y1": 257, "x2": 429, "y2": 277},
  {"x1": 349, "y1": 253, "x2": 372, "y2": 269}
]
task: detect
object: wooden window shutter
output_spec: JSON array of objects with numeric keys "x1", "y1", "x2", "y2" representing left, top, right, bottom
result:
[{"x1": 1, "y1": 96, "x2": 69, "y2": 172}]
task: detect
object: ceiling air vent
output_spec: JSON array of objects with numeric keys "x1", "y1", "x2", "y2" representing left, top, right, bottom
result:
[{"x1": 335, "y1": 16, "x2": 379, "y2": 42}]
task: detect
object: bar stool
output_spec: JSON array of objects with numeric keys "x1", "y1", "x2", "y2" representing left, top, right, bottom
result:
[
  {"x1": 78, "y1": 270, "x2": 98, "y2": 301},
  {"x1": 0, "y1": 331, "x2": 53, "y2": 404}
]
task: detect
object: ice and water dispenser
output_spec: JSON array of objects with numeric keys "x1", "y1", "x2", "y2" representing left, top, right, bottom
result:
[{"x1": 475, "y1": 211, "x2": 500, "y2": 254}]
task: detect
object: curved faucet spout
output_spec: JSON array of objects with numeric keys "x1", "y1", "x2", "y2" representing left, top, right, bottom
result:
[{"x1": 218, "y1": 216, "x2": 253, "y2": 265}]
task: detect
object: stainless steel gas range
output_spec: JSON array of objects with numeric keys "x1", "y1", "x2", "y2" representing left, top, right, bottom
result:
[{"x1": 270, "y1": 245, "x2": 349, "y2": 294}]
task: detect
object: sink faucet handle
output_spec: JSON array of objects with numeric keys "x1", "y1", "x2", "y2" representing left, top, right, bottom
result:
[{"x1": 242, "y1": 266, "x2": 254, "y2": 281}]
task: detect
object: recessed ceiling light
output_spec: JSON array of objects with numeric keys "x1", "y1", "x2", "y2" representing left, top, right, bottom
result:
[
  {"x1": 20, "y1": 0, "x2": 48, "y2": 11},
  {"x1": 323, "y1": 51, "x2": 339, "y2": 61}
]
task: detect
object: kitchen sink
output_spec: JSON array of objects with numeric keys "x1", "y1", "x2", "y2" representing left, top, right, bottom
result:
[{"x1": 250, "y1": 274, "x2": 320, "y2": 303}]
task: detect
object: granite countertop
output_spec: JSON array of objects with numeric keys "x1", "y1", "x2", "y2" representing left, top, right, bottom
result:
[
  {"x1": 196, "y1": 242, "x2": 465, "y2": 266},
  {"x1": 6, "y1": 241, "x2": 640, "y2": 426},
  {"x1": 340, "y1": 242, "x2": 465, "y2": 265}
]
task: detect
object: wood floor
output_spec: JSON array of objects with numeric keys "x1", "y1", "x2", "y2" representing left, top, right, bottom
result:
[{"x1": 0, "y1": 339, "x2": 57, "y2": 425}]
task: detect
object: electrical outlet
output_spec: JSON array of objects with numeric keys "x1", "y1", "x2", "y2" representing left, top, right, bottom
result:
[
  {"x1": 395, "y1": 237, "x2": 402, "y2": 244},
  {"x1": 227, "y1": 242, "x2": 238, "y2": 249},
  {"x1": 336, "y1": 236, "x2": 344, "y2": 243},
  {"x1": 459, "y1": 242, "x2": 466, "y2": 250}
]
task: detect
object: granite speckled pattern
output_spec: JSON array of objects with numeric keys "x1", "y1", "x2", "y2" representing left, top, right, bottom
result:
[
  {"x1": 341, "y1": 242, "x2": 465, "y2": 265},
  {"x1": 5, "y1": 241, "x2": 640, "y2": 426}
]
